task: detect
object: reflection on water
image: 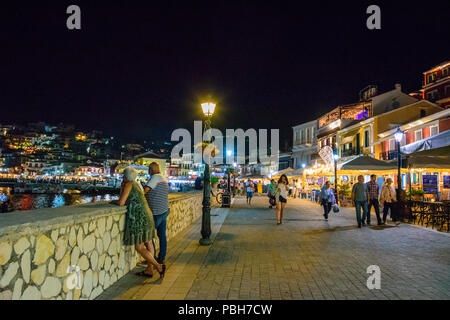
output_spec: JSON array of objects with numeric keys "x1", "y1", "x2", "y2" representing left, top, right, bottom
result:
[{"x1": 0, "y1": 187, "x2": 118, "y2": 212}]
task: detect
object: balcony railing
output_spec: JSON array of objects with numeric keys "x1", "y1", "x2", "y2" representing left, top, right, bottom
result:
[
  {"x1": 340, "y1": 148, "x2": 360, "y2": 157},
  {"x1": 379, "y1": 150, "x2": 398, "y2": 160}
]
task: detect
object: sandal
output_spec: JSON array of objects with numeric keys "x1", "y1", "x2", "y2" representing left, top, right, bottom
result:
[
  {"x1": 158, "y1": 264, "x2": 166, "y2": 278},
  {"x1": 136, "y1": 271, "x2": 153, "y2": 278}
]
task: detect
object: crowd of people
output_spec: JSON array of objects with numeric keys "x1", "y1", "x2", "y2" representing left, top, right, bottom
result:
[
  {"x1": 315, "y1": 174, "x2": 407, "y2": 228},
  {"x1": 112, "y1": 166, "x2": 409, "y2": 282}
]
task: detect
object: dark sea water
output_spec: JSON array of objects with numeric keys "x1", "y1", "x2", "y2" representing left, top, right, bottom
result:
[{"x1": 0, "y1": 187, "x2": 119, "y2": 212}]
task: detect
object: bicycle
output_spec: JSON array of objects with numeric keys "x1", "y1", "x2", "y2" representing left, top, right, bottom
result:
[{"x1": 211, "y1": 189, "x2": 224, "y2": 204}]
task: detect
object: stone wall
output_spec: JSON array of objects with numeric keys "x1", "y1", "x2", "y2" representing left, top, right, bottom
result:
[{"x1": 0, "y1": 191, "x2": 207, "y2": 300}]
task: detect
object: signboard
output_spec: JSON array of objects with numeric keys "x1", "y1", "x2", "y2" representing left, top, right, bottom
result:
[
  {"x1": 423, "y1": 175, "x2": 438, "y2": 194},
  {"x1": 444, "y1": 175, "x2": 450, "y2": 189}
]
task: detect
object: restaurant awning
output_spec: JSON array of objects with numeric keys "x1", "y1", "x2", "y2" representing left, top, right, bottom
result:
[
  {"x1": 238, "y1": 174, "x2": 268, "y2": 179},
  {"x1": 400, "y1": 130, "x2": 450, "y2": 155},
  {"x1": 286, "y1": 168, "x2": 304, "y2": 177},
  {"x1": 406, "y1": 145, "x2": 450, "y2": 169},
  {"x1": 272, "y1": 167, "x2": 295, "y2": 177},
  {"x1": 339, "y1": 155, "x2": 397, "y2": 171}
]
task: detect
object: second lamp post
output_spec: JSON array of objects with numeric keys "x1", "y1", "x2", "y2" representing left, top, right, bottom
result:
[{"x1": 199, "y1": 102, "x2": 216, "y2": 246}]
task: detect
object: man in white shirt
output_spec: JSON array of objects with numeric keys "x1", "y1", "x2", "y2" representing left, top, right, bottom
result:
[{"x1": 144, "y1": 162, "x2": 169, "y2": 264}]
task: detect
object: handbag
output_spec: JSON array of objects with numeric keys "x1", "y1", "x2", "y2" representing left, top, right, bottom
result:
[{"x1": 332, "y1": 204, "x2": 340, "y2": 213}]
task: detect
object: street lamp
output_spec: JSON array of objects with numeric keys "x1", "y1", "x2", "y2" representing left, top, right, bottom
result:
[
  {"x1": 199, "y1": 102, "x2": 216, "y2": 246},
  {"x1": 394, "y1": 128, "x2": 404, "y2": 200},
  {"x1": 333, "y1": 153, "x2": 339, "y2": 201}
]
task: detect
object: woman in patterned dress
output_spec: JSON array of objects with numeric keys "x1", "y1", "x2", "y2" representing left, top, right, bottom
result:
[{"x1": 112, "y1": 167, "x2": 166, "y2": 278}]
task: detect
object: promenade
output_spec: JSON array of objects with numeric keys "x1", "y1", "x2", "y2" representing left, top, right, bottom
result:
[{"x1": 98, "y1": 197, "x2": 450, "y2": 300}]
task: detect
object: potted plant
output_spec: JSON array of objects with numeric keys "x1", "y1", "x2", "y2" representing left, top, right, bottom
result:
[
  {"x1": 337, "y1": 183, "x2": 352, "y2": 207},
  {"x1": 210, "y1": 176, "x2": 220, "y2": 188},
  {"x1": 407, "y1": 187, "x2": 424, "y2": 201}
]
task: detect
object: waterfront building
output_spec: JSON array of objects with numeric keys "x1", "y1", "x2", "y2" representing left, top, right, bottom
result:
[
  {"x1": 336, "y1": 100, "x2": 442, "y2": 161},
  {"x1": 317, "y1": 84, "x2": 418, "y2": 157},
  {"x1": 291, "y1": 120, "x2": 318, "y2": 169},
  {"x1": 420, "y1": 61, "x2": 450, "y2": 108}
]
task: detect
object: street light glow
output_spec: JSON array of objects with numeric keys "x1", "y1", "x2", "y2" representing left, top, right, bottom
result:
[
  {"x1": 394, "y1": 128, "x2": 404, "y2": 143},
  {"x1": 201, "y1": 102, "x2": 216, "y2": 117}
]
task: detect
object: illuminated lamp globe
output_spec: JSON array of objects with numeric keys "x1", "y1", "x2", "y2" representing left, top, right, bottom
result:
[
  {"x1": 394, "y1": 128, "x2": 404, "y2": 143},
  {"x1": 201, "y1": 102, "x2": 216, "y2": 117}
]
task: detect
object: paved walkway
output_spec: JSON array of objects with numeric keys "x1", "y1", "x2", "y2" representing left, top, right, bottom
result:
[{"x1": 98, "y1": 197, "x2": 450, "y2": 300}]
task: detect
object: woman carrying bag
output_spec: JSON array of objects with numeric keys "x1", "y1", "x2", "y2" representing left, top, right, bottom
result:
[{"x1": 318, "y1": 181, "x2": 336, "y2": 221}]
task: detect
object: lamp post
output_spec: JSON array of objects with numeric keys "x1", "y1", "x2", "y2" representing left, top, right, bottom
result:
[
  {"x1": 333, "y1": 153, "x2": 339, "y2": 202},
  {"x1": 199, "y1": 102, "x2": 216, "y2": 246},
  {"x1": 394, "y1": 128, "x2": 404, "y2": 200}
]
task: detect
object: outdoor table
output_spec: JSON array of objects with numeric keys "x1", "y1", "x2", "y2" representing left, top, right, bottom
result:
[{"x1": 408, "y1": 200, "x2": 449, "y2": 232}]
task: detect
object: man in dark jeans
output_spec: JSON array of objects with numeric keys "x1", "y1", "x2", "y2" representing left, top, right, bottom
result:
[
  {"x1": 144, "y1": 162, "x2": 170, "y2": 264},
  {"x1": 366, "y1": 174, "x2": 382, "y2": 225}
]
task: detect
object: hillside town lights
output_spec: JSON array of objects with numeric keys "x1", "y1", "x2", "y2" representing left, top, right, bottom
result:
[
  {"x1": 394, "y1": 128, "x2": 404, "y2": 199},
  {"x1": 199, "y1": 102, "x2": 216, "y2": 246}
]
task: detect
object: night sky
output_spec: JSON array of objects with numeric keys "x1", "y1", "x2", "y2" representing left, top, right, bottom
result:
[{"x1": 1, "y1": 0, "x2": 449, "y2": 145}]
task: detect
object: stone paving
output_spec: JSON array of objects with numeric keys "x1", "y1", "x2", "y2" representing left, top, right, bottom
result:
[{"x1": 98, "y1": 197, "x2": 450, "y2": 300}]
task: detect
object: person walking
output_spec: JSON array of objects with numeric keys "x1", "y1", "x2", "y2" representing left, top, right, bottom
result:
[
  {"x1": 246, "y1": 179, "x2": 254, "y2": 205},
  {"x1": 144, "y1": 162, "x2": 170, "y2": 266},
  {"x1": 380, "y1": 178, "x2": 397, "y2": 224},
  {"x1": 268, "y1": 179, "x2": 277, "y2": 209},
  {"x1": 276, "y1": 174, "x2": 289, "y2": 225},
  {"x1": 318, "y1": 181, "x2": 336, "y2": 221},
  {"x1": 351, "y1": 175, "x2": 369, "y2": 228},
  {"x1": 113, "y1": 167, "x2": 166, "y2": 278},
  {"x1": 366, "y1": 174, "x2": 382, "y2": 225}
]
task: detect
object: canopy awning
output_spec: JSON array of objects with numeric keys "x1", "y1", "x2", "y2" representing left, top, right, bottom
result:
[
  {"x1": 271, "y1": 167, "x2": 295, "y2": 177},
  {"x1": 339, "y1": 155, "x2": 397, "y2": 171},
  {"x1": 406, "y1": 145, "x2": 450, "y2": 169},
  {"x1": 286, "y1": 168, "x2": 304, "y2": 177},
  {"x1": 238, "y1": 174, "x2": 268, "y2": 179},
  {"x1": 401, "y1": 130, "x2": 450, "y2": 155}
]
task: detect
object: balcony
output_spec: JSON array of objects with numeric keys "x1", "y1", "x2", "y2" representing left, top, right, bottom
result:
[
  {"x1": 379, "y1": 150, "x2": 398, "y2": 160},
  {"x1": 340, "y1": 148, "x2": 359, "y2": 158}
]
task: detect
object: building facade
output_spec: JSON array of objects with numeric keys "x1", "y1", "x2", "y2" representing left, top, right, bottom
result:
[
  {"x1": 291, "y1": 120, "x2": 318, "y2": 169},
  {"x1": 318, "y1": 84, "x2": 418, "y2": 159},
  {"x1": 421, "y1": 61, "x2": 450, "y2": 108}
]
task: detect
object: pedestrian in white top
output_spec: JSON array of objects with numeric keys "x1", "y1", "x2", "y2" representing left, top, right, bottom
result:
[
  {"x1": 144, "y1": 162, "x2": 169, "y2": 265},
  {"x1": 276, "y1": 174, "x2": 289, "y2": 225}
]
